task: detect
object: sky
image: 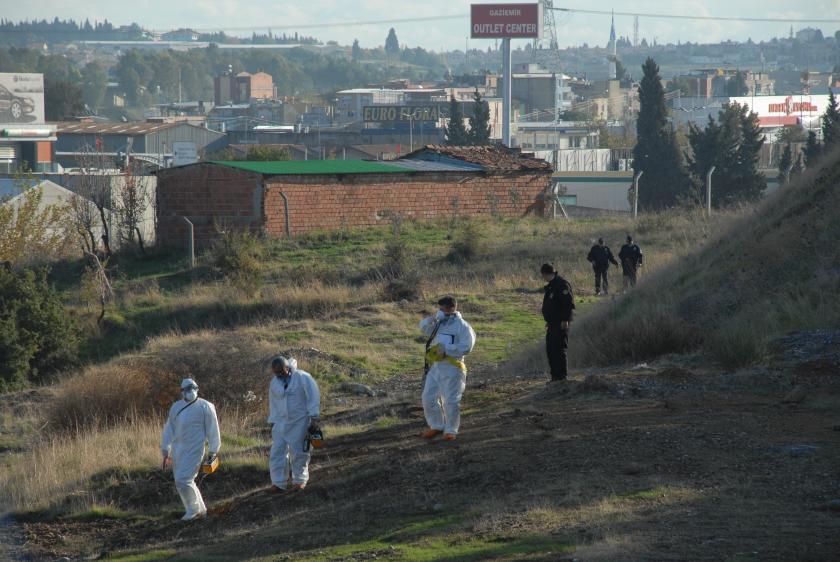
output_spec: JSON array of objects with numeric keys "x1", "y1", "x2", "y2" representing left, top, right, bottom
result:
[{"x1": 13, "y1": 0, "x2": 840, "y2": 51}]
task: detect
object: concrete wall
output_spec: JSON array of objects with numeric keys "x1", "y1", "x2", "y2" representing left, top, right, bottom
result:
[{"x1": 552, "y1": 172, "x2": 634, "y2": 212}]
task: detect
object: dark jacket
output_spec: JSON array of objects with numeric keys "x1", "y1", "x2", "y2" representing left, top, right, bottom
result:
[
  {"x1": 587, "y1": 244, "x2": 618, "y2": 270},
  {"x1": 542, "y1": 275, "x2": 575, "y2": 324},
  {"x1": 618, "y1": 243, "x2": 644, "y2": 274}
]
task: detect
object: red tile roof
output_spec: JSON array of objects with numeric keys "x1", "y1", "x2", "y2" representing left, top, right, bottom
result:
[{"x1": 402, "y1": 145, "x2": 553, "y2": 172}]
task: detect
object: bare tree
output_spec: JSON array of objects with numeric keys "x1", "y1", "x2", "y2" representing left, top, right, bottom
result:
[
  {"x1": 82, "y1": 251, "x2": 113, "y2": 325},
  {"x1": 67, "y1": 183, "x2": 99, "y2": 255},
  {"x1": 75, "y1": 146, "x2": 116, "y2": 258},
  {"x1": 115, "y1": 160, "x2": 150, "y2": 254}
]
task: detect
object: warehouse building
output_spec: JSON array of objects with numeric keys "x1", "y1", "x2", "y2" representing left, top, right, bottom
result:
[
  {"x1": 155, "y1": 145, "x2": 552, "y2": 248},
  {"x1": 53, "y1": 121, "x2": 227, "y2": 168}
]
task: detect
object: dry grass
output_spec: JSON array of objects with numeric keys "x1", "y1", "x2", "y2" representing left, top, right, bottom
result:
[
  {"x1": 0, "y1": 410, "x2": 261, "y2": 514},
  {"x1": 566, "y1": 153, "x2": 840, "y2": 368},
  {"x1": 0, "y1": 415, "x2": 163, "y2": 513}
]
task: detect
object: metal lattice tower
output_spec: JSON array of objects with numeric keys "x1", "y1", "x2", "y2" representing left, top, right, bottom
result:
[
  {"x1": 633, "y1": 15, "x2": 639, "y2": 48},
  {"x1": 532, "y1": 0, "x2": 562, "y2": 70}
]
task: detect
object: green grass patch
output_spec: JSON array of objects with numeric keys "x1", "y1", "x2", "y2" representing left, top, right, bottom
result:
[
  {"x1": 613, "y1": 486, "x2": 671, "y2": 501},
  {"x1": 299, "y1": 532, "x2": 572, "y2": 562},
  {"x1": 106, "y1": 549, "x2": 178, "y2": 562},
  {"x1": 0, "y1": 434, "x2": 25, "y2": 452},
  {"x1": 69, "y1": 504, "x2": 135, "y2": 520},
  {"x1": 372, "y1": 416, "x2": 404, "y2": 430},
  {"x1": 221, "y1": 434, "x2": 261, "y2": 449}
]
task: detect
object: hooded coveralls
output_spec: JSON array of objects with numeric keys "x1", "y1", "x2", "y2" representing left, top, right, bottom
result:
[
  {"x1": 419, "y1": 312, "x2": 476, "y2": 435},
  {"x1": 268, "y1": 360, "x2": 321, "y2": 488},
  {"x1": 161, "y1": 397, "x2": 221, "y2": 518}
]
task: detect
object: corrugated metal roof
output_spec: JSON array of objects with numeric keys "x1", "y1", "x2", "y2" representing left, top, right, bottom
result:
[
  {"x1": 210, "y1": 160, "x2": 410, "y2": 175},
  {"x1": 54, "y1": 121, "x2": 188, "y2": 135},
  {"x1": 0, "y1": 178, "x2": 40, "y2": 199},
  {"x1": 385, "y1": 159, "x2": 483, "y2": 173}
]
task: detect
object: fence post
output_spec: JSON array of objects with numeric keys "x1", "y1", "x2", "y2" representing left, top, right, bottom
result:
[
  {"x1": 633, "y1": 170, "x2": 643, "y2": 219},
  {"x1": 706, "y1": 166, "x2": 716, "y2": 217},
  {"x1": 182, "y1": 216, "x2": 195, "y2": 269}
]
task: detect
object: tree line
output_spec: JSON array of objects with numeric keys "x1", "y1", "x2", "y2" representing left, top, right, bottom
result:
[
  {"x1": 0, "y1": 18, "x2": 144, "y2": 45},
  {"x1": 633, "y1": 57, "x2": 840, "y2": 210},
  {"x1": 0, "y1": 43, "x2": 446, "y2": 120}
]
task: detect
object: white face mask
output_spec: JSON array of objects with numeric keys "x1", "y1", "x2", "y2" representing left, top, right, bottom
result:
[{"x1": 182, "y1": 389, "x2": 198, "y2": 402}]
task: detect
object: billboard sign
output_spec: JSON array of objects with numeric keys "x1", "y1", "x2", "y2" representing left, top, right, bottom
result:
[
  {"x1": 729, "y1": 94, "x2": 828, "y2": 128},
  {"x1": 363, "y1": 105, "x2": 444, "y2": 122},
  {"x1": 172, "y1": 141, "x2": 198, "y2": 166},
  {"x1": 471, "y1": 3, "x2": 542, "y2": 39},
  {"x1": 729, "y1": 95, "x2": 828, "y2": 117},
  {"x1": 0, "y1": 73, "x2": 44, "y2": 125}
]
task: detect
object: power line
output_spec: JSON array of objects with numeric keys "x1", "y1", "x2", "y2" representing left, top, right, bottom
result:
[
  {"x1": 181, "y1": 8, "x2": 840, "y2": 32},
  {"x1": 552, "y1": 7, "x2": 840, "y2": 24},
  {"x1": 157, "y1": 15, "x2": 470, "y2": 33},
  {"x1": 3, "y1": 7, "x2": 836, "y2": 35}
]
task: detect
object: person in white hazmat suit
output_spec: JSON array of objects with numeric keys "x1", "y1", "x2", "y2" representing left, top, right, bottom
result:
[
  {"x1": 267, "y1": 356, "x2": 321, "y2": 492},
  {"x1": 161, "y1": 378, "x2": 221, "y2": 521},
  {"x1": 419, "y1": 296, "x2": 476, "y2": 441}
]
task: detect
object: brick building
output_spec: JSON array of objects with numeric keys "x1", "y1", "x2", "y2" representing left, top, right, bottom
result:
[
  {"x1": 214, "y1": 72, "x2": 277, "y2": 105},
  {"x1": 155, "y1": 145, "x2": 553, "y2": 248}
]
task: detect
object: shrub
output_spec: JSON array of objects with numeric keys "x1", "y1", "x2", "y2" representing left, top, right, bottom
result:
[
  {"x1": 570, "y1": 297, "x2": 701, "y2": 367},
  {"x1": 208, "y1": 229, "x2": 264, "y2": 296},
  {"x1": 380, "y1": 216, "x2": 423, "y2": 301},
  {"x1": 0, "y1": 267, "x2": 78, "y2": 390},
  {"x1": 447, "y1": 220, "x2": 486, "y2": 263},
  {"x1": 705, "y1": 322, "x2": 767, "y2": 369},
  {"x1": 47, "y1": 329, "x2": 276, "y2": 431},
  {"x1": 384, "y1": 270, "x2": 423, "y2": 302}
]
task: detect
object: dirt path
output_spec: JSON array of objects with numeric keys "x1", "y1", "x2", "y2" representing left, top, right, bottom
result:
[
  {"x1": 13, "y1": 347, "x2": 840, "y2": 561},
  {"x1": 0, "y1": 515, "x2": 26, "y2": 561}
]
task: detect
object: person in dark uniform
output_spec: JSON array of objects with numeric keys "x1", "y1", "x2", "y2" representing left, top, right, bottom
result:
[
  {"x1": 541, "y1": 263, "x2": 575, "y2": 381},
  {"x1": 618, "y1": 235, "x2": 644, "y2": 290},
  {"x1": 586, "y1": 238, "x2": 618, "y2": 295}
]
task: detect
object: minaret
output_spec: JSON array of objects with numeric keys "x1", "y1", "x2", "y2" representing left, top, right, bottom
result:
[{"x1": 608, "y1": 10, "x2": 617, "y2": 79}]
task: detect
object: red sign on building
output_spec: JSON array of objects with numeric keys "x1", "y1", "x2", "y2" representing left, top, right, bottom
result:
[
  {"x1": 471, "y1": 3, "x2": 543, "y2": 39},
  {"x1": 768, "y1": 96, "x2": 818, "y2": 115}
]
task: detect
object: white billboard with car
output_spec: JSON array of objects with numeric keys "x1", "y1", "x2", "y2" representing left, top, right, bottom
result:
[{"x1": 0, "y1": 73, "x2": 45, "y2": 125}]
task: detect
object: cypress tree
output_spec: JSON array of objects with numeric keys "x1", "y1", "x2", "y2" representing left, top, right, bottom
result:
[
  {"x1": 467, "y1": 89, "x2": 491, "y2": 145},
  {"x1": 803, "y1": 131, "x2": 822, "y2": 167},
  {"x1": 445, "y1": 96, "x2": 468, "y2": 145},
  {"x1": 822, "y1": 91, "x2": 840, "y2": 150},
  {"x1": 632, "y1": 58, "x2": 689, "y2": 209},
  {"x1": 777, "y1": 144, "x2": 792, "y2": 185}
]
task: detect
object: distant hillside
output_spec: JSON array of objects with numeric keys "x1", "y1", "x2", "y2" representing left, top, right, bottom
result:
[{"x1": 571, "y1": 149, "x2": 840, "y2": 368}]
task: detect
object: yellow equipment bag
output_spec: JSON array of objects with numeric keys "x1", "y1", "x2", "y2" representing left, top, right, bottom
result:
[
  {"x1": 425, "y1": 344, "x2": 466, "y2": 373},
  {"x1": 201, "y1": 455, "x2": 220, "y2": 475}
]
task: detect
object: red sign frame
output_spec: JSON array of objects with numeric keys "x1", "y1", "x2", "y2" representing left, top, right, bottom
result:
[{"x1": 471, "y1": 3, "x2": 543, "y2": 39}]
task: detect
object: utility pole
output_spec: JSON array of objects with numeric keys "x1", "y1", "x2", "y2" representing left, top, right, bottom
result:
[
  {"x1": 706, "y1": 166, "x2": 716, "y2": 217},
  {"x1": 633, "y1": 170, "x2": 643, "y2": 219},
  {"x1": 502, "y1": 37, "x2": 511, "y2": 146},
  {"x1": 409, "y1": 115, "x2": 413, "y2": 153}
]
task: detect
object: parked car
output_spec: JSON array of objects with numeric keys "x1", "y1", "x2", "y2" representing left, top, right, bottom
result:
[{"x1": 0, "y1": 84, "x2": 35, "y2": 120}]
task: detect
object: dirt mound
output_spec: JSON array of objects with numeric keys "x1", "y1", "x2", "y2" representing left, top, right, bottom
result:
[{"x1": 571, "y1": 150, "x2": 840, "y2": 368}]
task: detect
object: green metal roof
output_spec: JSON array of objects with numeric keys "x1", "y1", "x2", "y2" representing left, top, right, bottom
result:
[{"x1": 210, "y1": 160, "x2": 409, "y2": 175}]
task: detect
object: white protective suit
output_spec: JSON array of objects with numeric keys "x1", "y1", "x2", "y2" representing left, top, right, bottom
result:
[
  {"x1": 268, "y1": 359, "x2": 321, "y2": 488},
  {"x1": 419, "y1": 311, "x2": 476, "y2": 435},
  {"x1": 161, "y1": 397, "x2": 221, "y2": 519}
]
